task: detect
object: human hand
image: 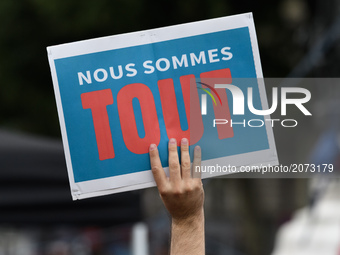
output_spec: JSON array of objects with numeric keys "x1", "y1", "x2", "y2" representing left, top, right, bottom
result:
[{"x1": 149, "y1": 138, "x2": 204, "y2": 222}]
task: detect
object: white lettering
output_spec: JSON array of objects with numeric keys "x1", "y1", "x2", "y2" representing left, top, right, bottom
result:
[
  {"x1": 221, "y1": 47, "x2": 233, "y2": 60},
  {"x1": 190, "y1": 51, "x2": 207, "y2": 66},
  {"x1": 156, "y1": 58, "x2": 170, "y2": 72},
  {"x1": 78, "y1": 71, "x2": 92, "y2": 85},
  {"x1": 125, "y1": 63, "x2": 137, "y2": 77},
  {"x1": 208, "y1": 49, "x2": 220, "y2": 63},
  {"x1": 109, "y1": 66, "x2": 123, "y2": 79},
  {"x1": 172, "y1": 55, "x2": 188, "y2": 69},
  {"x1": 143, "y1": 60, "x2": 155, "y2": 74},
  {"x1": 93, "y1": 68, "x2": 108, "y2": 82}
]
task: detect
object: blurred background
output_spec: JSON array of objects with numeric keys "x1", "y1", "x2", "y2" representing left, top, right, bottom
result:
[{"x1": 1, "y1": 0, "x2": 340, "y2": 254}]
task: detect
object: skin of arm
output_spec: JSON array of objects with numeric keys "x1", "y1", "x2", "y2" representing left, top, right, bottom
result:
[{"x1": 149, "y1": 138, "x2": 205, "y2": 255}]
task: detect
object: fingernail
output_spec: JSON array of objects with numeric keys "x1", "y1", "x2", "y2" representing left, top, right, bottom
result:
[
  {"x1": 181, "y1": 138, "x2": 188, "y2": 145},
  {"x1": 195, "y1": 145, "x2": 201, "y2": 151},
  {"x1": 169, "y1": 138, "x2": 176, "y2": 145},
  {"x1": 150, "y1": 144, "x2": 157, "y2": 151}
]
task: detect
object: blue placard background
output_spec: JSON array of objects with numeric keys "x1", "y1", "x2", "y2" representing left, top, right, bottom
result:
[{"x1": 54, "y1": 27, "x2": 269, "y2": 183}]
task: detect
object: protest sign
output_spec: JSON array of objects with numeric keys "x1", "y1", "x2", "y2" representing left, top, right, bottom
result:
[{"x1": 47, "y1": 13, "x2": 278, "y2": 199}]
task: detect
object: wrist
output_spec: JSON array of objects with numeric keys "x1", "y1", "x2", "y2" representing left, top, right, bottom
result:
[
  {"x1": 170, "y1": 208, "x2": 205, "y2": 254},
  {"x1": 172, "y1": 208, "x2": 204, "y2": 226}
]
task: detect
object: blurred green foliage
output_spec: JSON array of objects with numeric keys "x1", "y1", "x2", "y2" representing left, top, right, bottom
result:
[{"x1": 0, "y1": 0, "x2": 311, "y2": 136}]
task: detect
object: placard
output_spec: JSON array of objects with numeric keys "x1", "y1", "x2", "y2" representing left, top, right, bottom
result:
[{"x1": 47, "y1": 13, "x2": 278, "y2": 200}]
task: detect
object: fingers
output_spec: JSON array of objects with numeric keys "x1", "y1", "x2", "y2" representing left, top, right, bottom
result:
[
  {"x1": 150, "y1": 139, "x2": 201, "y2": 187},
  {"x1": 181, "y1": 138, "x2": 191, "y2": 179},
  {"x1": 149, "y1": 144, "x2": 167, "y2": 189},
  {"x1": 192, "y1": 146, "x2": 202, "y2": 179},
  {"x1": 168, "y1": 138, "x2": 181, "y2": 183}
]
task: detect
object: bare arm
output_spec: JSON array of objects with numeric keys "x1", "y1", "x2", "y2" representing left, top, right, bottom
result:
[{"x1": 149, "y1": 138, "x2": 205, "y2": 255}]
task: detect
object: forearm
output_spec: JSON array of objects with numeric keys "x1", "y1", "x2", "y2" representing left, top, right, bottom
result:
[{"x1": 170, "y1": 209, "x2": 205, "y2": 255}]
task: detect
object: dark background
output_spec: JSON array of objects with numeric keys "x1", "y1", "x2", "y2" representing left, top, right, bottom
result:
[{"x1": 1, "y1": 0, "x2": 339, "y2": 137}]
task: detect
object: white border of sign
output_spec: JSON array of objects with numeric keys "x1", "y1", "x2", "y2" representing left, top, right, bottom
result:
[{"x1": 47, "y1": 13, "x2": 278, "y2": 200}]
